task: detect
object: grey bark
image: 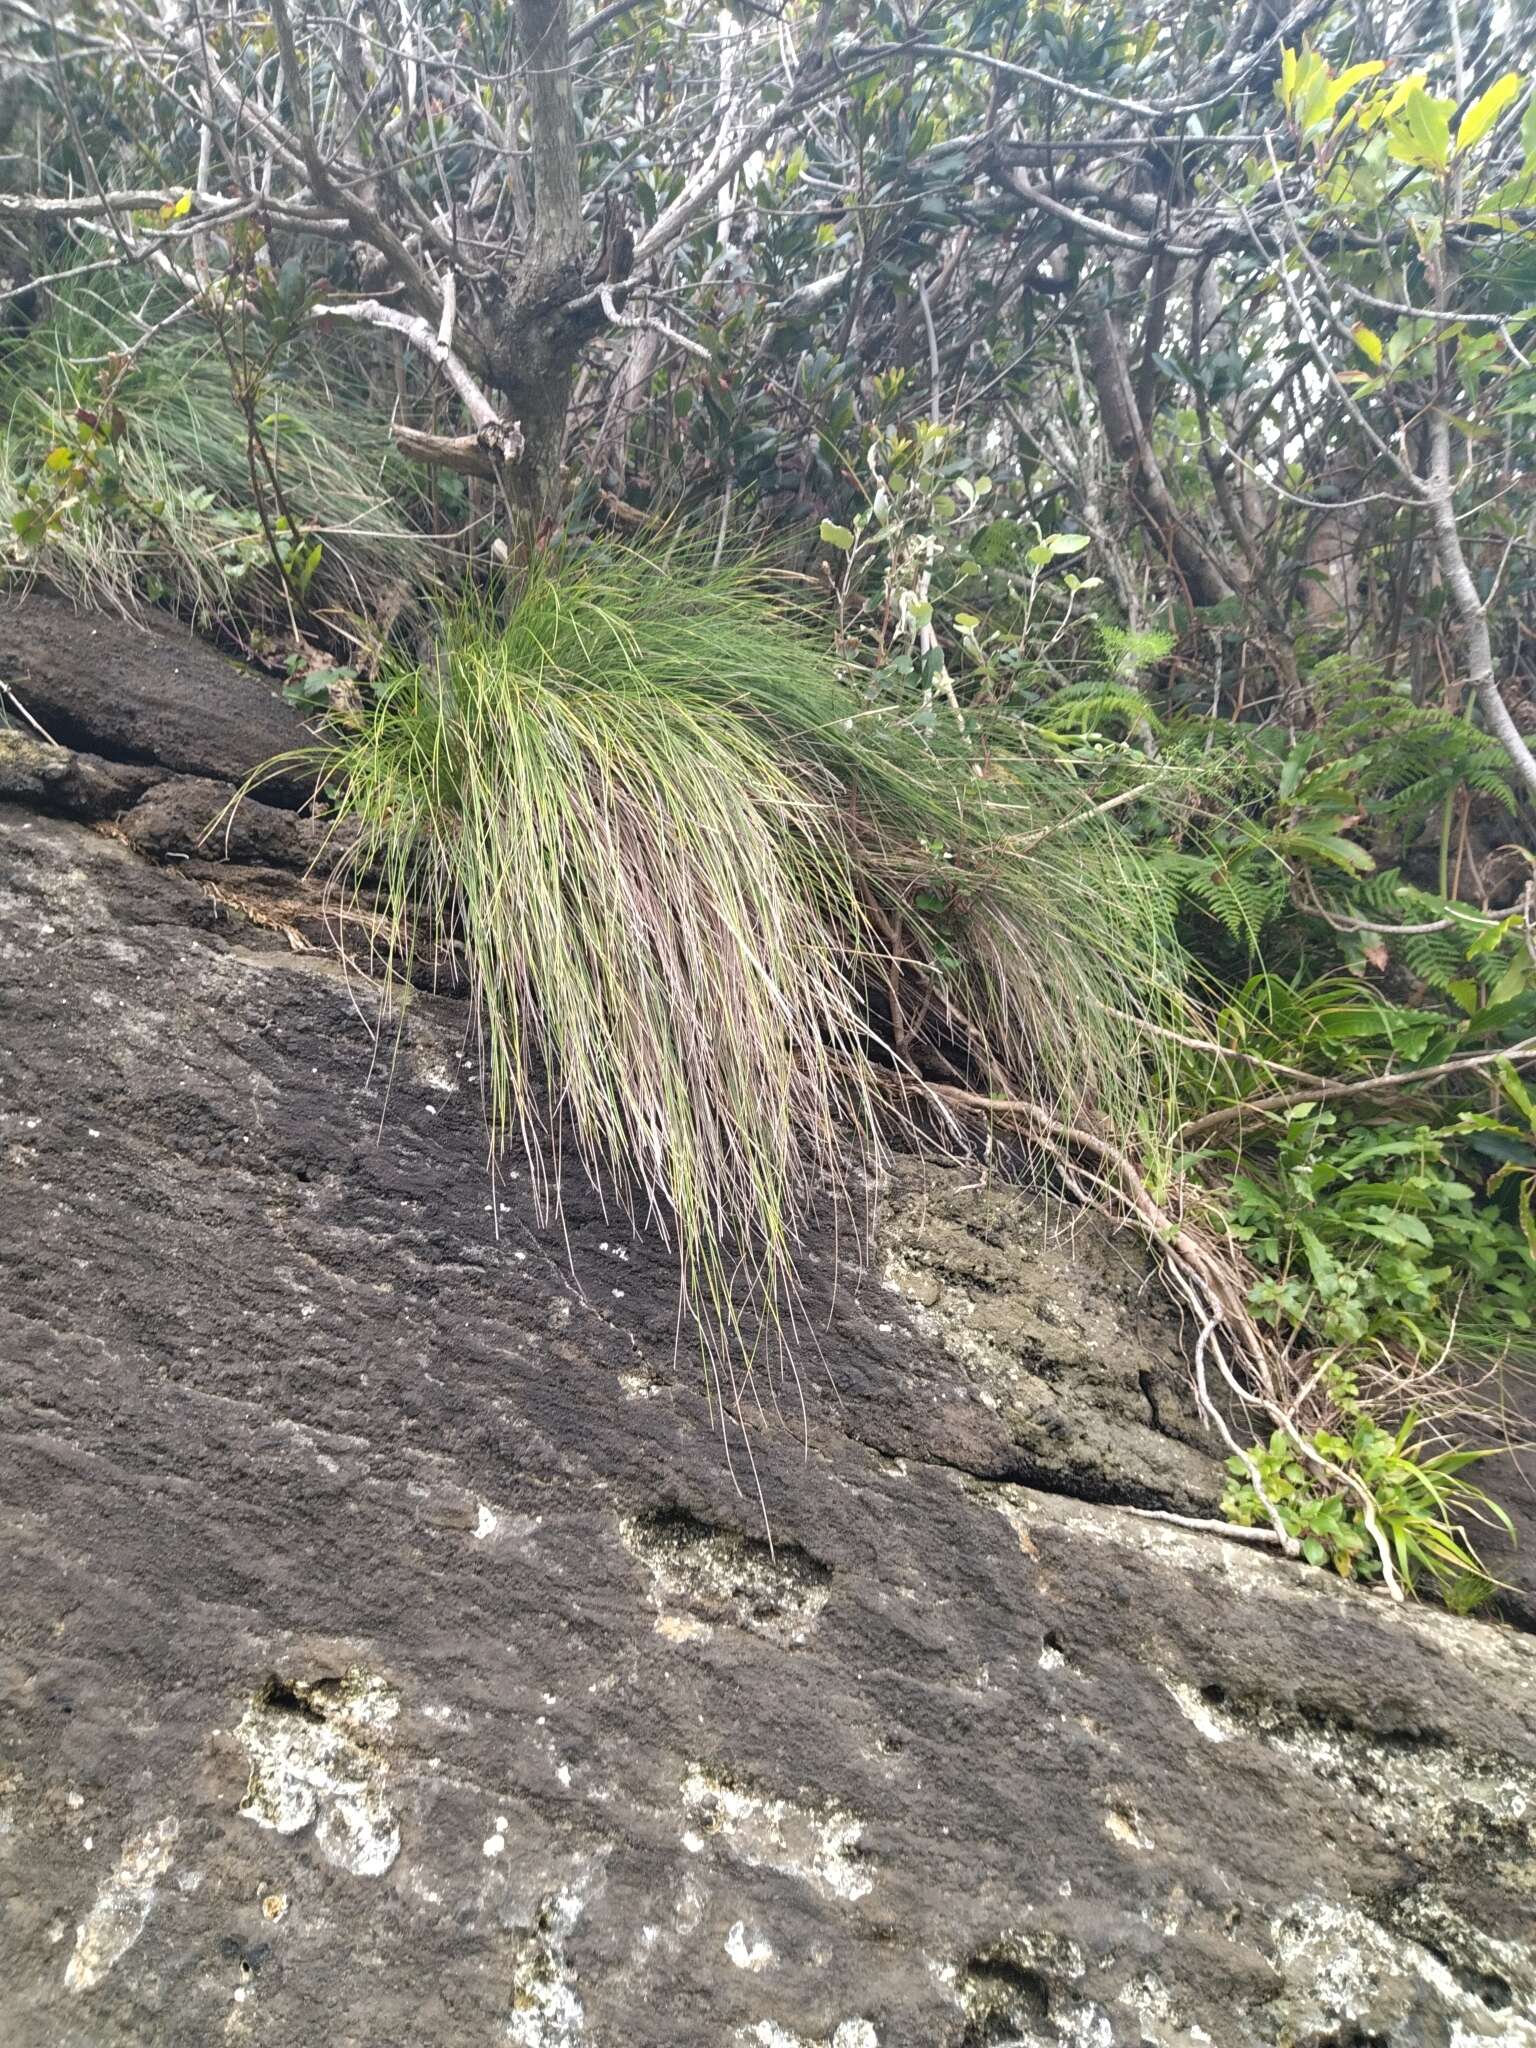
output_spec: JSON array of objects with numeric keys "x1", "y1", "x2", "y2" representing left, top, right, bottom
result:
[{"x1": 1425, "y1": 409, "x2": 1536, "y2": 801}]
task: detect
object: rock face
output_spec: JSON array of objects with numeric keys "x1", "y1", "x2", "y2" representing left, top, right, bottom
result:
[{"x1": 3, "y1": 784, "x2": 1536, "y2": 2045}]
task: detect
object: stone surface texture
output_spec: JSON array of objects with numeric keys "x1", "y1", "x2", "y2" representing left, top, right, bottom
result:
[{"x1": 2, "y1": 614, "x2": 1535, "y2": 2048}]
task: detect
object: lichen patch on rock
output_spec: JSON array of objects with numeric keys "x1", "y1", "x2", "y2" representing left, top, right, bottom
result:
[
  {"x1": 681, "y1": 1766, "x2": 872, "y2": 1901},
  {"x1": 619, "y1": 1508, "x2": 830, "y2": 1645},
  {"x1": 735, "y1": 2021, "x2": 878, "y2": 2048},
  {"x1": 235, "y1": 1670, "x2": 401, "y2": 1877},
  {"x1": 1163, "y1": 1671, "x2": 1536, "y2": 1857},
  {"x1": 507, "y1": 1880, "x2": 594, "y2": 2048},
  {"x1": 1270, "y1": 1896, "x2": 1536, "y2": 2047},
  {"x1": 725, "y1": 1919, "x2": 775, "y2": 1971},
  {"x1": 63, "y1": 1817, "x2": 179, "y2": 1994}
]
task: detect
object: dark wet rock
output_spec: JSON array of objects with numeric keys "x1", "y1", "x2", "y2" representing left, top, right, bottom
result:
[
  {"x1": 0, "y1": 726, "x2": 161, "y2": 817},
  {"x1": 111, "y1": 773, "x2": 321, "y2": 870},
  {"x1": 2, "y1": 803, "x2": 1535, "y2": 2048},
  {"x1": 0, "y1": 593, "x2": 315, "y2": 802},
  {"x1": 0, "y1": 729, "x2": 324, "y2": 872}
]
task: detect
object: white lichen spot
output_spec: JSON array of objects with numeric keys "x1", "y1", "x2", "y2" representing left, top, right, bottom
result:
[
  {"x1": 473, "y1": 1501, "x2": 500, "y2": 1541},
  {"x1": 674, "y1": 1872, "x2": 705, "y2": 1936},
  {"x1": 1038, "y1": 1639, "x2": 1067, "y2": 1672},
  {"x1": 1103, "y1": 1805, "x2": 1154, "y2": 1852},
  {"x1": 236, "y1": 1671, "x2": 400, "y2": 1877},
  {"x1": 507, "y1": 1882, "x2": 591, "y2": 2048},
  {"x1": 484, "y1": 1833, "x2": 507, "y2": 1859},
  {"x1": 656, "y1": 1613, "x2": 714, "y2": 1645},
  {"x1": 681, "y1": 1766, "x2": 872, "y2": 1901},
  {"x1": 1115, "y1": 1971, "x2": 1216, "y2": 2048},
  {"x1": 1160, "y1": 1678, "x2": 1233, "y2": 1745},
  {"x1": 726, "y1": 1920, "x2": 775, "y2": 1971},
  {"x1": 64, "y1": 1817, "x2": 178, "y2": 1993},
  {"x1": 737, "y1": 2022, "x2": 878, "y2": 2048}
]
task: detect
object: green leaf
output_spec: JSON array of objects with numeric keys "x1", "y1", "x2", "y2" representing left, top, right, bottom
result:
[
  {"x1": 1387, "y1": 87, "x2": 1455, "y2": 173},
  {"x1": 1457, "y1": 72, "x2": 1524, "y2": 154},
  {"x1": 953, "y1": 611, "x2": 980, "y2": 633},
  {"x1": 1292, "y1": 831, "x2": 1376, "y2": 873},
  {"x1": 44, "y1": 446, "x2": 74, "y2": 473},
  {"x1": 819, "y1": 520, "x2": 854, "y2": 550},
  {"x1": 1352, "y1": 324, "x2": 1384, "y2": 365}
]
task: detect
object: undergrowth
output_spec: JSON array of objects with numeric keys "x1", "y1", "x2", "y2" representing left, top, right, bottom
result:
[
  {"x1": 177, "y1": 448, "x2": 1527, "y2": 1598},
  {"x1": 840, "y1": 435, "x2": 1536, "y2": 1597},
  {"x1": 1020, "y1": 647, "x2": 1534, "y2": 1597},
  {"x1": 0, "y1": 274, "x2": 450, "y2": 637},
  {"x1": 1222, "y1": 1368, "x2": 1513, "y2": 1603}
]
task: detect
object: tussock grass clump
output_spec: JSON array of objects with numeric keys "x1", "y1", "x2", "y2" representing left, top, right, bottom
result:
[
  {"x1": 327, "y1": 562, "x2": 876, "y2": 1393},
  {"x1": 308, "y1": 551, "x2": 1183, "y2": 1436}
]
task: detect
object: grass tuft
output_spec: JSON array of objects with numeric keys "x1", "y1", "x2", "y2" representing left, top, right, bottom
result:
[{"x1": 302, "y1": 550, "x2": 1185, "y2": 1450}]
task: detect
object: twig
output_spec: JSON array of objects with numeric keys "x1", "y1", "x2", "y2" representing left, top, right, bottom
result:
[
  {"x1": 1181, "y1": 1038, "x2": 1536, "y2": 1142},
  {"x1": 1122, "y1": 1506, "x2": 1284, "y2": 1547},
  {"x1": 598, "y1": 283, "x2": 712, "y2": 361},
  {"x1": 1011, "y1": 780, "x2": 1159, "y2": 854}
]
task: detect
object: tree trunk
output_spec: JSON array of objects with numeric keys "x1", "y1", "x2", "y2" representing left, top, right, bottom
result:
[
  {"x1": 504, "y1": 0, "x2": 589, "y2": 518},
  {"x1": 1082, "y1": 272, "x2": 1237, "y2": 614},
  {"x1": 1425, "y1": 411, "x2": 1536, "y2": 802}
]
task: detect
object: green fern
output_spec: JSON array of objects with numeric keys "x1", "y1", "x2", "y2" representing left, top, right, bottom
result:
[
  {"x1": 1309, "y1": 657, "x2": 1515, "y2": 831},
  {"x1": 1155, "y1": 847, "x2": 1288, "y2": 948},
  {"x1": 1041, "y1": 675, "x2": 1163, "y2": 740},
  {"x1": 1098, "y1": 620, "x2": 1176, "y2": 676}
]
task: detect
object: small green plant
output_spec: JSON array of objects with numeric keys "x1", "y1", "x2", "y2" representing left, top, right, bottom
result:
[
  {"x1": 1222, "y1": 1370, "x2": 1514, "y2": 1596},
  {"x1": 1222, "y1": 1104, "x2": 1535, "y2": 1356}
]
